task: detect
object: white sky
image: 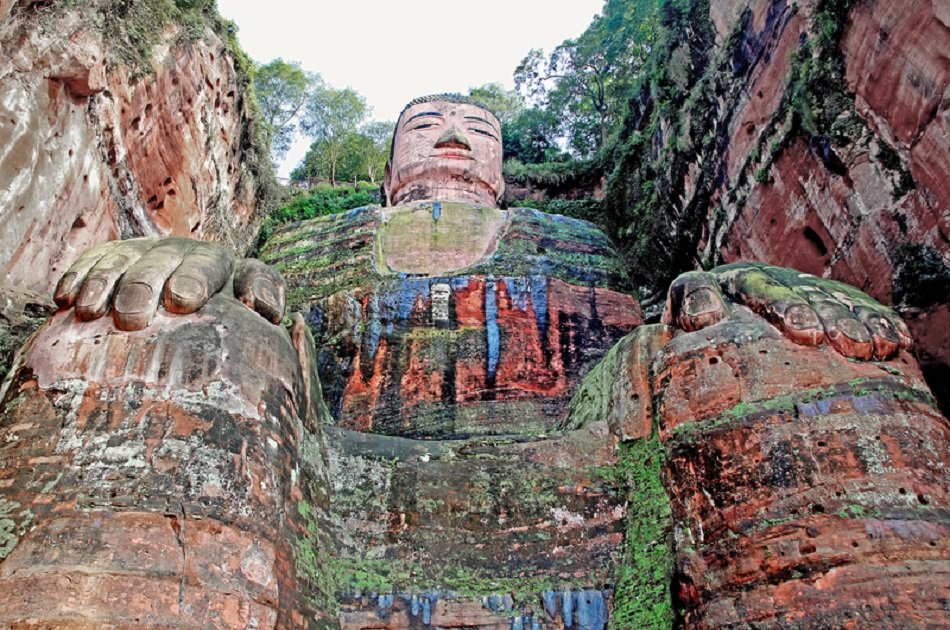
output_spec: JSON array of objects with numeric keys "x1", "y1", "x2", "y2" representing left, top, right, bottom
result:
[{"x1": 216, "y1": 0, "x2": 604, "y2": 176}]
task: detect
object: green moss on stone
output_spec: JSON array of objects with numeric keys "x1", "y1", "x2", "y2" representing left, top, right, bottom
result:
[{"x1": 610, "y1": 437, "x2": 675, "y2": 629}]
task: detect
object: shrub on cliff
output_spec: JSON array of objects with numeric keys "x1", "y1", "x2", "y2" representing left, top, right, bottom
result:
[{"x1": 253, "y1": 183, "x2": 380, "y2": 251}]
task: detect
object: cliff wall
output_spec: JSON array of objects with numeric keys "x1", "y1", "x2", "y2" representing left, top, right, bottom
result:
[
  {"x1": 0, "y1": 0, "x2": 271, "y2": 295},
  {"x1": 606, "y1": 0, "x2": 949, "y2": 414}
]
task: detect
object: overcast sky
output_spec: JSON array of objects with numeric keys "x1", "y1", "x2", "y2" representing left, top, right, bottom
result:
[{"x1": 216, "y1": 0, "x2": 603, "y2": 176}]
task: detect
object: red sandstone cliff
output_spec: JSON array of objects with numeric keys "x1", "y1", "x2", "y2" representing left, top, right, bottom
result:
[
  {"x1": 0, "y1": 1, "x2": 270, "y2": 295},
  {"x1": 611, "y1": 0, "x2": 949, "y2": 413}
]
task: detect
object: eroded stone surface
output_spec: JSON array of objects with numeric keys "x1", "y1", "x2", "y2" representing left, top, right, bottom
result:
[
  {"x1": 659, "y1": 312, "x2": 949, "y2": 627},
  {"x1": 0, "y1": 296, "x2": 335, "y2": 628},
  {"x1": 261, "y1": 205, "x2": 641, "y2": 439},
  {"x1": 569, "y1": 271, "x2": 950, "y2": 627},
  {"x1": 0, "y1": 4, "x2": 263, "y2": 295}
]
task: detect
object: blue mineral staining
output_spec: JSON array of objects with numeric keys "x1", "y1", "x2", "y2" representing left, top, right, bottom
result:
[
  {"x1": 485, "y1": 594, "x2": 507, "y2": 613},
  {"x1": 410, "y1": 594, "x2": 420, "y2": 617},
  {"x1": 377, "y1": 593, "x2": 393, "y2": 611},
  {"x1": 854, "y1": 394, "x2": 887, "y2": 414},
  {"x1": 422, "y1": 597, "x2": 432, "y2": 625},
  {"x1": 531, "y1": 616, "x2": 541, "y2": 630},
  {"x1": 561, "y1": 590, "x2": 574, "y2": 627},
  {"x1": 485, "y1": 277, "x2": 500, "y2": 380},
  {"x1": 574, "y1": 589, "x2": 607, "y2": 630},
  {"x1": 511, "y1": 617, "x2": 524, "y2": 630},
  {"x1": 530, "y1": 274, "x2": 548, "y2": 332},
  {"x1": 432, "y1": 201, "x2": 442, "y2": 222},
  {"x1": 797, "y1": 398, "x2": 834, "y2": 417},
  {"x1": 365, "y1": 293, "x2": 382, "y2": 359},
  {"x1": 542, "y1": 590, "x2": 559, "y2": 618},
  {"x1": 450, "y1": 276, "x2": 472, "y2": 291},
  {"x1": 504, "y1": 277, "x2": 531, "y2": 312}
]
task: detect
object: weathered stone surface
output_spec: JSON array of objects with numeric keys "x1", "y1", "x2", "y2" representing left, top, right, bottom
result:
[
  {"x1": 326, "y1": 423, "x2": 620, "y2": 629},
  {"x1": 638, "y1": 0, "x2": 950, "y2": 413},
  {"x1": 384, "y1": 95, "x2": 504, "y2": 208},
  {"x1": 0, "y1": 296, "x2": 335, "y2": 627},
  {"x1": 262, "y1": 205, "x2": 641, "y2": 439},
  {"x1": 658, "y1": 311, "x2": 949, "y2": 627},
  {"x1": 568, "y1": 265, "x2": 949, "y2": 627},
  {"x1": 0, "y1": 283, "x2": 54, "y2": 382},
  {"x1": 0, "y1": 3, "x2": 265, "y2": 295}
]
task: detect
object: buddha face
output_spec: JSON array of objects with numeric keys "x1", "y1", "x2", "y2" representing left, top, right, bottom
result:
[{"x1": 384, "y1": 99, "x2": 504, "y2": 207}]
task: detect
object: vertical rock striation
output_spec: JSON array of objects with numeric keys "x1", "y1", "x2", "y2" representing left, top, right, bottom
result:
[
  {"x1": 0, "y1": 1, "x2": 269, "y2": 295},
  {"x1": 0, "y1": 298, "x2": 336, "y2": 627}
]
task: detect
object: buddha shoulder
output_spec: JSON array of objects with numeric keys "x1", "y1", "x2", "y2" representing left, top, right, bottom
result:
[{"x1": 258, "y1": 203, "x2": 624, "y2": 305}]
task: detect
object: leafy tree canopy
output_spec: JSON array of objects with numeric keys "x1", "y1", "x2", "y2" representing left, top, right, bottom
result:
[
  {"x1": 300, "y1": 86, "x2": 369, "y2": 185},
  {"x1": 255, "y1": 58, "x2": 320, "y2": 163}
]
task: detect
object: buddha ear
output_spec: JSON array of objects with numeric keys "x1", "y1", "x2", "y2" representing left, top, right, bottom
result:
[{"x1": 383, "y1": 161, "x2": 393, "y2": 207}]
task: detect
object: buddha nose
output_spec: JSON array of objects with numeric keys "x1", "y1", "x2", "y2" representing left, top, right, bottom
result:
[{"x1": 434, "y1": 124, "x2": 471, "y2": 151}]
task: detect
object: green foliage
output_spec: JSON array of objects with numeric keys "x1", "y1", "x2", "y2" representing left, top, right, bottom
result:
[
  {"x1": 514, "y1": 0, "x2": 662, "y2": 156},
  {"x1": 610, "y1": 437, "x2": 675, "y2": 629},
  {"x1": 468, "y1": 83, "x2": 524, "y2": 125},
  {"x1": 893, "y1": 244, "x2": 950, "y2": 309},
  {"x1": 294, "y1": 121, "x2": 392, "y2": 186},
  {"x1": 255, "y1": 59, "x2": 320, "y2": 162},
  {"x1": 601, "y1": 0, "x2": 717, "y2": 295},
  {"x1": 300, "y1": 86, "x2": 369, "y2": 185},
  {"x1": 255, "y1": 183, "x2": 379, "y2": 250},
  {"x1": 80, "y1": 0, "x2": 224, "y2": 76},
  {"x1": 503, "y1": 157, "x2": 599, "y2": 188},
  {"x1": 512, "y1": 198, "x2": 603, "y2": 223},
  {"x1": 502, "y1": 107, "x2": 562, "y2": 163}
]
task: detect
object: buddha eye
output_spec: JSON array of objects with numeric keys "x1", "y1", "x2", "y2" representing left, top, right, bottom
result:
[
  {"x1": 411, "y1": 123, "x2": 438, "y2": 131},
  {"x1": 469, "y1": 128, "x2": 499, "y2": 141}
]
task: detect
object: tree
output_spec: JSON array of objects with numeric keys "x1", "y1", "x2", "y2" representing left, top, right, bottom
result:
[
  {"x1": 468, "y1": 83, "x2": 523, "y2": 125},
  {"x1": 292, "y1": 121, "x2": 392, "y2": 185},
  {"x1": 514, "y1": 0, "x2": 660, "y2": 156},
  {"x1": 300, "y1": 86, "x2": 368, "y2": 185},
  {"x1": 254, "y1": 59, "x2": 319, "y2": 163},
  {"x1": 502, "y1": 107, "x2": 560, "y2": 163},
  {"x1": 359, "y1": 121, "x2": 394, "y2": 184}
]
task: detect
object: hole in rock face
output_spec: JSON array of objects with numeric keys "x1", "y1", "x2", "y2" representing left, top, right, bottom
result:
[
  {"x1": 817, "y1": 441, "x2": 826, "y2": 447},
  {"x1": 811, "y1": 504, "x2": 825, "y2": 514},
  {"x1": 708, "y1": 356, "x2": 720, "y2": 365},
  {"x1": 803, "y1": 226, "x2": 829, "y2": 257},
  {"x1": 163, "y1": 177, "x2": 172, "y2": 186},
  {"x1": 71, "y1": 215, "x2": 86, "y2": 229},
  {"x1": 899, "y1": 487, "x2": 907, "y2": 495},
  {"x1": 145, "y1": 103, "x2": 153, "y2": 116},
  {"x1": 851, "y1": 541, "x2": 859, "y2": 548},
  {"x1": 917, "y1": 493, "x2": 929, "y2": 505}
]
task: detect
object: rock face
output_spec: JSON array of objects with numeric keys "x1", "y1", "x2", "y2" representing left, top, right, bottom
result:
[
  {"x1": 0, "y1": 1, "x2": 268, "y2": 295},
  {"x1": 608, "y1": 0, "x2": 950, "y2": 413},
  {"x1": 570, "y1": 292, "x2": 949, "y2": 627},
  {"x1": 261, "y1": 205, "x2": 642, "y2": 438},
  {"x1": 0, "y1": 297, "x2": 336, "y2": 628},
  {"x1": 257, "y1": 203, "x2": 641, "y2": 627},
  {"x1": 706, "y1": 0, "x2": 950, "y2": 410},
  {"x1": 658, "y1": 312, "x2": 949, "y2": 627}
]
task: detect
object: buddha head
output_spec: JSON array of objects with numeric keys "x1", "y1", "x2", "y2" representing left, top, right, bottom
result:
[{"x1": 384, "y1": 94, "x2": 504, "y2": 207}]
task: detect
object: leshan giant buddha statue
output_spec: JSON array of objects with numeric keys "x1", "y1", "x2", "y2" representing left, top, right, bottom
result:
[{"x1": 0, "y1": 93, "x2": 945, "y2": 628}]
